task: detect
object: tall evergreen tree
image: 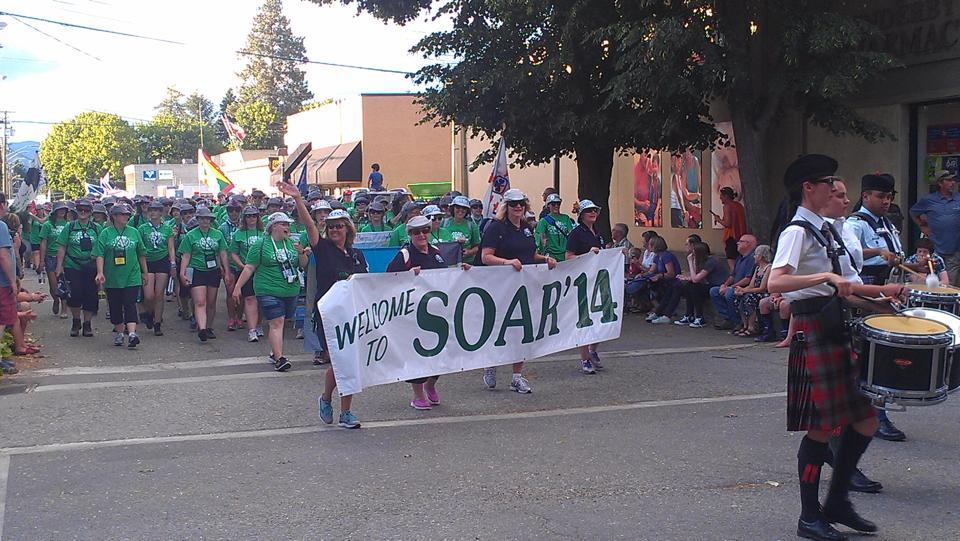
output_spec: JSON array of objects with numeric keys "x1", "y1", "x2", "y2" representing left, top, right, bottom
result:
[{"x1": 237, "y1": 0, "x2": 313, "y2": 121}]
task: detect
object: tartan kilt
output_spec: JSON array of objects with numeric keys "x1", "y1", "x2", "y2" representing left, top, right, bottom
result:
[{"x1": 786, "y1": 312, "x2": 875, "y2": 431}]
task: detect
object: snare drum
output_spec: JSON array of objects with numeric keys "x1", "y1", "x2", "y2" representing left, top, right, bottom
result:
[
  {"x1": 905, "y1": 284, "x2": 960, "y2": 315},
  {"x1": 901, "y1": 308, "x2": 960, "y2": 394},
  {"x1": 856, "y1": 314, "x2": 952, "y2": 406}
]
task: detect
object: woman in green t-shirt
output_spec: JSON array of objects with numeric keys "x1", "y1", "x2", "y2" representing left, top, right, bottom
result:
[
  {"x1": 93, "y1": 204, "x2": 148, "y2": 348},
  {"x1": 177, "y1": 207, "x2": 231, "y2": 342},
  {"x1": 229, "y1": 206, "x2": 264, "y2": 343},
  {"x1": 27, "y1": 205, "x2": 48, "y2": 281},
  {"x1": 446, "y1": 196, "x2": 481, "y2": 264},
  {"x1": 357, "y1": 201, "x2": 390, "y2": 232},
  {"x1": 137, "y1": 201, "x2": 176, "y2": 336},
  {"x1": 54, "y1": 199, "x2": 102, "y2": 338},
  {"x1": 38, "y1": 202, "x2": 70, "y2": 317},
  {"x1": 232, "y1": 212, "x2": 307, "y2": 372}
]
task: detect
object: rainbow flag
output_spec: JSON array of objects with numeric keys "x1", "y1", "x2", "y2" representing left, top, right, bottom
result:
[{"x1": 198, "y1": 148, "x2": 235, "y2": 194}]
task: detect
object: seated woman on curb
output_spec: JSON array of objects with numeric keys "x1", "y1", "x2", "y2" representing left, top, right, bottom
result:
[
  {"x1": 732, "y1": 244, "x2": 772, "y2": 337},
  {"x1": 386, "y1": 215, "x2": 471, "y2": 411},
  {"x1": 647, "y1": 234, "x2": 703, "y2": 324}
]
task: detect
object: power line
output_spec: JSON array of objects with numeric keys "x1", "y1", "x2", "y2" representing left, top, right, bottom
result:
[
  {"x1": 235, "y1": 50, "x2": 415, "y2": 75},
  {"x1": 10, "y1": 16, "x2": 101, "y2": 61},
  {"x1": 0, "y1": 10, "x2": 185, "y2": 45}
]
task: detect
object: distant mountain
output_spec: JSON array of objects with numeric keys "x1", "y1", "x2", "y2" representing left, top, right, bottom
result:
[{"x1": 7, "y1": 141, "x2": 40, "y2": 165}]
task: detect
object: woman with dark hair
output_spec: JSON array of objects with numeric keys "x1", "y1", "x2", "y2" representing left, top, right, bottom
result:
[
  {"x1": 713, "y1": 186, "x2": 747, "y2": 270},
  {"x1": 650, "y1": 241, "x2": 727, "y2": 326},
  {"x1": 279, "y1": 181, "x2": 367, "y2": 429},
  {"x1": 137, "y1": 201, "x2": 175, "y2": 336},
  {"x1": 479, "y1": 188, "x2": 557, "y2": 392},
  {"x1": 93, "y1": 204, "x2": 147, "y2": 348},
  {"x1": 178, "y1": 207, "x2": 231, "y2": 342},
  {"x1": 38, "y1": 202, "x2": 69, "y2": 317},
  {"x1": 566, "y1": 199, "x2": 605, "y2": 374}
]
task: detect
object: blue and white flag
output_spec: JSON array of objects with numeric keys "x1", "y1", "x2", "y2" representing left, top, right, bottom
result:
[
  {"x1": 482, "y1": 138, "x2": 510, "y2": 219},
  {"x1": 297, "y1": 162, "x2": 309, "y2": 197}
]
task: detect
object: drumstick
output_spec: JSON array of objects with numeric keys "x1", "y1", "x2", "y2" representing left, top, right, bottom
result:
[
  {"x1": 929, "y1": 260, "x2": 936, "y2": 274},
  {"x1": 897, "y1": 263, "x2": 918, "y2": 274}
]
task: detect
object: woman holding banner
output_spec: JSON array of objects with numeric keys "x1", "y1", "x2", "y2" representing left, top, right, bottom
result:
[
  {"x1": 279, "y1": 181, "x2": 367, "y2": 429},
  {"x1": 565, "y1": 200, "x2": 604, "y2": 374},
  {"x1": 479, "y1": 188, "x2": 557, "y2": 393}
]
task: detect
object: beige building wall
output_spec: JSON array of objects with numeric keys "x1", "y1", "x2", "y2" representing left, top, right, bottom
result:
[{"x1": 360, "y1": 94, "x2": 453, "y2": 189}]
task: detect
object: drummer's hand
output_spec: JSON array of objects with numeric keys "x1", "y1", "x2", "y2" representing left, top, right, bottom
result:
[
  {"x1": 826, "y1": 273, "x2": 852, "y2": 297},
  {"x1": 880, "y1": 250, "x2": 898, "y2": 264},
  {"x1": 881, "y1": 283, "x2": 907, "y2": 302}
]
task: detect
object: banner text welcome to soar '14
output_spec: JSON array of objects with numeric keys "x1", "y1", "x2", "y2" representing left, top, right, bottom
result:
[{"x1": 318, "y1": 249, "x2": 624, "y2": 395}]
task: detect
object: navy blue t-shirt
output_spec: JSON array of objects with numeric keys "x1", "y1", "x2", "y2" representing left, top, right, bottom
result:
[
  {"x1": 480, "y1": 218, "x2": 537, "y2": 265},
  {"x1": 565, "y1": 224, "x2": 603, "y2": 256},
  {"x1": 386, "y1": 244, "x2": 446, "y2": 272},
  {"x1": 313, "y1": 238, "x2": 368, "y2": 301}
]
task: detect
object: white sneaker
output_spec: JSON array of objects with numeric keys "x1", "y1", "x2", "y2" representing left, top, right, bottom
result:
[
  {"x1": 483, "y1": 368, "x2": 496, "y2": 389},
  {"x1": 651, "y1": 315, "x2": 672, "y2": 324},
  {"x1": 248, "y1": 329, "x2": 259, "y2": 342},
  {"x1": 510, "y1": 375, "x2": 532, "y2": 393},
  {"x1": 674, "y1": 316, "x2": 692, "y2": 325},
  {"x1": 295, "y1": 328, "x2": 304, "y2": 339},
  {"x1": 255, "y1": 325, "x2": 264, "y2": 337},
  {"x1": 645, "y1": 312, "x2": 657, "y2": 322},
  {"x1": 689, "y1": 317, "x2": 706, "y2": 328}
]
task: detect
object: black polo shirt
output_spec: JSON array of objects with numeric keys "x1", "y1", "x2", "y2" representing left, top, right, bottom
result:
[
  {"x1": 386, "y1": 244, "x2": 447, "y2": 272},
  {"x1": 565, "y1": 224, "x2": 603, "y2": 256},
  {"x1": 480, "y1": 218, "x2": 537, "y2": 265},
  {"x1": 313, "y1": 238, "x2": 368, "y2": 301}
]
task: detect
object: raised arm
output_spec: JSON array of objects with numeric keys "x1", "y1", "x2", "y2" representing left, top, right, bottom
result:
[{"x1": 277, "y1": 181, "x2": 318, "y2": 247}]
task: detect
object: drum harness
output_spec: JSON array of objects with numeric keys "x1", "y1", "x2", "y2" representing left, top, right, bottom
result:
[{"x1": 849, "y1": 211, "x2": 903, "y2": 283}]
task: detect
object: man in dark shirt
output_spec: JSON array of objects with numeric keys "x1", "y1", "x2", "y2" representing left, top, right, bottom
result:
[{"x1": 710, "y1": 234, "x2": 757, "y2": 330}]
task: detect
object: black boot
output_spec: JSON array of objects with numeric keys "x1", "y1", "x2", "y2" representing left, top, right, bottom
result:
[
  {"x1": 823, "y1": 428, "x2": 878, "y2": 533},
  {"x1": 81, "y1": 320, "x2": 93, "y2": 337},
  {"x1": 827, "y1": 434, "x2": 882, "y2": 493},
  {"x1": 796, "y1": 437, "x2": 845, "y2": 540},
  {"x1": 779, "y1": 316, "x2": 790, "y2": 340},
  {"x1": 70, "y1": 318, "x2": 81, "y2": 337},
  {"x1": 154, "y1": 321, "x2": 163, "y2": 336},
  {"x1": 875, "y1": 414, "x2": 906, "y2": 442}
]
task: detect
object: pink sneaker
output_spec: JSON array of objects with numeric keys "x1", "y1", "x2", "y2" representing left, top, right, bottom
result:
[
  {"x1": 410, "y1": 398, "x2": 432, "y2": 410},
  {"x1": 425, "y1": 386, "x2": 440, "y2": 405}
]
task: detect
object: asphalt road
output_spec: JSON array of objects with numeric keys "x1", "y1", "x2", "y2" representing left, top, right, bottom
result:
[{"x1": 1, "y1": 274, "x2": 957, "y2": 540}]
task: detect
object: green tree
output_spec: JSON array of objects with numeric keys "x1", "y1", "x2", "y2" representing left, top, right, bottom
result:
[
  {"x1": 155, "y1": 86, "x2": 188, "y2": 118},
  {"x1": 605, "y1": 0, "x2": 897, "y2": 240},
  {"x1": 39, "y1": 112, "x2": 140, "y2": 198},
  {"x1": 237, "y1": 0, "x2": 313, "y2": 120},
  {"x1": 318, "y1": 0, "x2": 896, "y2": 240},
  {"x1": 139, "y1": 88, "x2": 223, "y2": 161},
  {"x1": 232, "y1": 99, "x2": 281, "y2": 150}
]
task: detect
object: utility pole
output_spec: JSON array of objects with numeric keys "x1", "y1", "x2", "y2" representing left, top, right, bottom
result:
[{"x1": 1, "y1": 111, "x2": 8, "y2": 196}]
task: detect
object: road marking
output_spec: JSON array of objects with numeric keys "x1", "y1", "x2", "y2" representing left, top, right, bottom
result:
[
  {"x1": 0, "y1": 454, "x2": 9, "y2": 541},
  {"x1": 22, "y1": 343, "x2": 758, "y2": 379},
  {"x1": 15, "y1": 343, "x2": 760, "y2": 393},
  {"x1": 0, "y1": 391, "x2": 784, "y2": 457}
]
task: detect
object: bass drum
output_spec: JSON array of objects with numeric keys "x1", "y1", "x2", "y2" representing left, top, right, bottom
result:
[{"x1": 856, "y1": 314, "x2": 952, "y2": 406}]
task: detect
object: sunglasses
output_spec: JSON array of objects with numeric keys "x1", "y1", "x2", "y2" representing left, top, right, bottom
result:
[
  {"x1": 470, "y1": 205, "x2": 482, "y2": 209},
  {"x1": 429, "y1": 216, "x2": 443, "y2": 221},
  {"x1": 367, "y1": 210, "x2": 383, "y2": 214},
  {"x1": 808, "y1": 176, "x2": 838, "y2": 186},
  {"x1": 410, "y1": 227, "x2": 431, "y2": 236},
  {"x1": 326, "y1": 223, "x2": 346, "y2": 230},
  {"x1": 77, "y1": 208, "x2": 91, "y2": 213},
  {"x1": 506, "y1": 201, "x2": 526, "y2": 208},
  {"x1": 581, "y1": 208, "x2": 599, "y2": 214}
]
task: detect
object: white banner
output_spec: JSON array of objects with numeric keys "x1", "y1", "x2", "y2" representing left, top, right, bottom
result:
[{"x1": 318, "y1": 249, "x2": 624, "y2": 395}]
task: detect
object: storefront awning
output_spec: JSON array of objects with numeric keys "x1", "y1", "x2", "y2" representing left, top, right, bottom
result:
[{"x1": 272, "y1": 141, "x2": 362, "y2": 185}]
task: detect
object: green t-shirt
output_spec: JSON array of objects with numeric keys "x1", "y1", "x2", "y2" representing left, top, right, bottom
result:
[
  {"x1": 534, "y1": 213, "x2": 575, "y2": 261},
  {"x1": 138, "y1": 221, "x2": 175, "y2": 263},
  {"x1": 389, "y1": 223, "x2": 409, "y2": 247},
  {"x1": 177, "y1": 227, "x2": 227, "y2": 271},
  {"x1": 428, "y1": 227, "x2": 453, "y2": 245},
  {"x1": 40, "y1": 219, "x2": 68, "y2": 257},
  {"x1": 445, "y1": 219, "x2": 481, "y2": 263},
  {"x1": 246, "y1": 237, "x2": 301, "y2": 298},
  {"x1": 358, "y1": 222, "x2": 391, "y2": 233},
  {"x1": 93, "y1": 225, "x2": 145, "y2": 288},
  {"x1": 230, "y1": 229, "x2": 264, "y2": 267},
  {"x1": 56, "y1": 220, "x2": 102, "y2": 271},
  {"x1": 27, "y1": 214, "x2": 44, "y2": 244}
]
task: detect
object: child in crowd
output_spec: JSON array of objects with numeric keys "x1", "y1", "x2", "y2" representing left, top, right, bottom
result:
[{"x1": 903, "y1": 237, "x2": 950, "y2": 285}]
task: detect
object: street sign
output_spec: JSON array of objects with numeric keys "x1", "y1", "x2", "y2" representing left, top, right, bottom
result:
[
  {"x1": 143, "y1": 170, "x2": 158, "y2": 181},
  {"x1": 158, "y1": 170, "x2": 174, "y2": 180}
]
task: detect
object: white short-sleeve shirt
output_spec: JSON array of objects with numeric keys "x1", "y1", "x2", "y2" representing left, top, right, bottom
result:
[{"x1": 772, "y1": 206, "x2": 838, "y2": 301}]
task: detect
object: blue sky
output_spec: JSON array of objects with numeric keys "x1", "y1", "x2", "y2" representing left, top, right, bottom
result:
[{"x1": 0, "y1": 0, "x2": 448, "y2": 142}]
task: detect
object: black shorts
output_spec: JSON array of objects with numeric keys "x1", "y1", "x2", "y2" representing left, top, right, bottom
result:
[
  {"x1": 232, "y1": 269, "x2": 255, "y2": 297},
  {"x1": 189, "y1": 269, "x2": 221, "y2": 289},
  {"x1": 146, "y1": 258, "x2": 172, "y2": 274},
  {"x1": 64, "y1": 267, "x2": 99, "y2": 313},
  {"x1": 724, "y1": 238, "x2": 738, "y2": 260}
]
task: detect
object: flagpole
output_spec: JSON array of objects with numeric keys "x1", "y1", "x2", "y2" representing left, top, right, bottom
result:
[{"x1": 198, "y1": 98, "x2": 204, "y2": 150}]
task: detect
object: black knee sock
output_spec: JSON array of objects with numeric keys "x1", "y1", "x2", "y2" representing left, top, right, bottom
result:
[
  {"x1": 797, "y1": 436, "x2": 828, "y2": 521},
  {"x1": 826, "y1": 427, "x2": 872, "y2": 507}
]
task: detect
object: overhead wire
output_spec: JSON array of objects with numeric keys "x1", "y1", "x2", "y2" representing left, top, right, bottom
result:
[
  {"x1": 10, "y1": 16, "x2": 101, "y2": 61},
  {"x1": 0, "y1": 10, "x2": 185, "y2": 45}
]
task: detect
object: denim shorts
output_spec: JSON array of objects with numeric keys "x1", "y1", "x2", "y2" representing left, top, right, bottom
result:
[
  {"x1": 44, "y1": 255, "x2": 58, "y2": 272},
  {"x1": 257, "y1": 294, "x2": 296, "y2": 321}
]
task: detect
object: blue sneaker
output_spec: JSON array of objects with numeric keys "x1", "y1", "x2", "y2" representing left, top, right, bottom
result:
[
  {"x1": 589, "y1": 351, "x2": 603, "y2": 370},
  {"x1": 189, "y1": 316, "x2": 198, "y2": 331},
  {"x1": 317, "y1": 396, "x2": 333, "y2": 425},
  {"x1": 338, "y1": 410, "x2": 361, "y2": 429},
  {"x1": 580, "y1": 359, "x2": 596, "y2": 374}
]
